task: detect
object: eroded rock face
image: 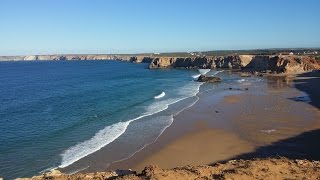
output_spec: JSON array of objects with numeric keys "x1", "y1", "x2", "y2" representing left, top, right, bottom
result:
[
  {"x1": 197, "y1": 75, "x2": 222, "y2": 83},
  {"x1": 149, "y1": 56, "x2": 245, "y2": 69},
  {"x1": 239, "y1": 55, "x2": 254, "y2": 67},
  {"x1": 174, "y1": 57, "x2": 216, "y2": 69},
  {"x1": 149, "y1": 55, "x2": 320, "y2": 74},
  {"x1": 147, "y1": 57, "x2": 212, "y2": 69},
  {"x1": 148, "y1": 57, "x2": 175, "y2": 68},
  {"x1": 1, "y1": 54, "x2": 319, "y2": 74},
  {"x1": 129, "y1": 56, "x2": 153, "y2": 63},
  {"x1": 271, "y1": 55, "x2": 320, "y2": 73},
  {"x1": 18, "y1": 158, "x2": 320, "y2": 180}
]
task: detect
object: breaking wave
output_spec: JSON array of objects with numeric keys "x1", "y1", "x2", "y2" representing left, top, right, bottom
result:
[
  {"x1": 199, "y1": 69, "x2": 211, "y2": 75},
  {"x1": 154, "y1": 92, "x2": 165, "y2": 99},
  {"x1": 59, "y1": 82, "x2": 203, "y2": 169}
]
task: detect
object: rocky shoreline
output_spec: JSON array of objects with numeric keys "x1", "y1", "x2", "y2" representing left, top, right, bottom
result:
[
  {"x1": 16, "y1": 157, "x2": 320, "y2": 180},
  {"x1": 1, "y1": 54, "x2": 319, "y2": 74}
]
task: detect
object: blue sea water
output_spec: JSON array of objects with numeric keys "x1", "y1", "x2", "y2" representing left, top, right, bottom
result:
[
  {"x1": 0, "y1": 60, "x2": 207, "y2": 179},
  {"x1": 0, "y1": 60, "x2": 261, "y2": 179}
]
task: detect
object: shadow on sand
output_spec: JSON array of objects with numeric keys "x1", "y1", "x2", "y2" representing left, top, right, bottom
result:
[
  {"x1": 293, "y1": 70, "x2": 320, "y2": 109},
  {"x1": 211, "y1": 128, "x2": 320, "y2": 165},
  {"x1": 211, "y1": 71, "x2": 320, "y2": 165}
]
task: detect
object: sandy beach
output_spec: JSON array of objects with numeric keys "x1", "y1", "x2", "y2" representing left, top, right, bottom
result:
[
  {"x1": 15, "y1": 70, "x2": 320, "y2": 180},
  {"x1": 104, "y1": 71, "x2": 320, "y2": 173}
]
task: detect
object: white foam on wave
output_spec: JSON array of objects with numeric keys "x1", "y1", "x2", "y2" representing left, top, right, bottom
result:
[
  {"x1": 199, "y1": 69, "x2": 211, "y2": 75},
  {"x1": 145, "y1": 98, "x2": 179, "y2": 113},
  {"x1": 111, "y1": 83, "x2": 203, "y2": 166},
  {"x1": 147, "y1": 82, "x2": 203, "y2": 114},
  {"x1": 59, "y1": 97, "x2": 182, "y2": 168},
  {"x1": 178, "y1": 81, "x2": 203, "y2": 97},
  {"x1": 59, "y1": 82, "x2": 204, "y2": 169},
  {"x1": 212, "y1": 70, "x2": 223, "y2": 76},
  {"x1": 192, "y1": 74, "x2": 201, "y2": 79},
  {"x1": 110, "y1": 115, "x2": 174, "y2": 165},
  {"x1": 59, "y1": 121, "x2": 130, "y2": 168},
  {"x1": 59, "y1": 99, "x2": 173, "y2": 169},
  {"x1": 237, "y1": 79, "x2": 246, "y2": 83},
  {"x1": 193, "y1": 70, "x2": 223, "y2": 79},
  {"x1": 154, "y1": 92, "x2": 165, "y2": 99}
]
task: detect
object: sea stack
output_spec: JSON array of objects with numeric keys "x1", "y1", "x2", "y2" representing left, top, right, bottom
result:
[{"x1": 197, "y1": 75, "x2": 222, "y2": 83}]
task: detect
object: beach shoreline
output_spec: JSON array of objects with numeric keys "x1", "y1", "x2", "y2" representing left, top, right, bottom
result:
[
  {"x1": 17, "y1": 70, "x2": 320, "y2": 179},
  {"x1": 103, "y1": 72, "x2": 320, "y2": 172},
  {"x1": 55, "y1": 71, "x2": 320, "y2": 175}
]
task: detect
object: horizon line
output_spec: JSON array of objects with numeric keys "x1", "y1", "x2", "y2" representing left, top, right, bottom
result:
[{"x1": 1, "y1": 47, "x2": 320, "y2": 57}]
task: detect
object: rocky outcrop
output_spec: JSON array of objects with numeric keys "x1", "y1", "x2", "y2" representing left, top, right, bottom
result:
[
  {"x1": 197, "y1": 75, "x2": 222, "y2": 83},
  {"x1": 129, "y1": 56, "x2": 153, "y2": 63},
  {"x1": 241, "y1": 55, "x2": 320, "y2": 73},
  {"x1": 149, "y1": 56, "x2": 217, "y2": 69},
  {"x1": 18, "y1": 158, "x2": 320, "y2": 180},
  {"x1": 149, "y1": 55, "x2": 320, "y2": 74},
  {"x1": 148, "y1": 55, "x2": 248, "y2": 69},
  {"x1": 270, "y1": 55, "x2": 320, "y2": 73}
]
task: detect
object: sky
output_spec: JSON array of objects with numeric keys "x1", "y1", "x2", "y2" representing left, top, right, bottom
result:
[{"x1": 0, "y1": 0, "x2": 320, "y2": 55}]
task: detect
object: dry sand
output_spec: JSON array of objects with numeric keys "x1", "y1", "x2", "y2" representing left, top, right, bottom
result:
[{"x1": 133, "y1": 128, "x2": 254, "y2": 171}]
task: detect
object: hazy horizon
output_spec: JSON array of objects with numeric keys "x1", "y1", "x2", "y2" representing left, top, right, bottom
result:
[
  {"x1": 1, "y1": 0, "x2": 320, "y2": 56},
  {"x1": 2, "y1": 47, "x2": 320, "y2": 57}
]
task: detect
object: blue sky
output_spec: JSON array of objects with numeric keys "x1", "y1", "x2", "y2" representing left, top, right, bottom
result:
[{"x1": 1, "y1": 0, "x2": 319, "y2": 55}]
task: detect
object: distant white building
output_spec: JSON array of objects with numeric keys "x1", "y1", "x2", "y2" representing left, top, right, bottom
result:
[
  {"x1": 303, "y1": 51, "x2": 318, "y2": 55},
  {"x1": 154, "y1": 53, "x2": 160, "y2": 55},
  {"x1": 289, "y1": 52, "x2": 294, "y2": 55}
]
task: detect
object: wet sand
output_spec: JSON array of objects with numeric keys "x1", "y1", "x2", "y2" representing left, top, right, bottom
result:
[{"x1": 107, "y1": 73, "x2": 320, "y2": 172}]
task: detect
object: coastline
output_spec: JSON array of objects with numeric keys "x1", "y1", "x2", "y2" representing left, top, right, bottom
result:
[
  {"x1": 58, "y1": 70, "x2": 205, "y2": 174},
  {"x1": 14, "y1": 69, "x2": 320, "y2": 179},
  {"x1": 5, "y1": 63, "x2": 319, "y2": 179},
  {"x1": 21, "y1": 71, "x2": 320, "y2": 180},
  {"x1": 104, "y1": 72, "x2": 320, "y2": 172}
]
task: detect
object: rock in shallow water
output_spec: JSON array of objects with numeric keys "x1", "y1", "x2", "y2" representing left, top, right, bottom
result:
[{"x1": 197, "y1": 75, "x2": 222, "y2": 83}]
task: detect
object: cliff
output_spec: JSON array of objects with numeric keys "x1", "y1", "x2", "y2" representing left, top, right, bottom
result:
[
  {"x1": 1, "y1": 54, "x2": 319, "y2": 74},
  {"x1": 149, "y1": 55, "x2": 320, "y2": 73},
  {"x1": 17, "y1": 157, "x2": 320, "y2": 180},
  {"x1": 0, "y1": 55, "x2": 136, "y2": 62}
]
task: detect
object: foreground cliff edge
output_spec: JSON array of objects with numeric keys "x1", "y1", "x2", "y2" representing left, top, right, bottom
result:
[{"x1": 16, "y1": 158, "x2": 320, "y2": 180}]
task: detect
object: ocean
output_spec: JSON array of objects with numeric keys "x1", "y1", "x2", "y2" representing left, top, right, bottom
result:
[{"x1": 0, "y1": 60, "x2": 258, "y2": 179}]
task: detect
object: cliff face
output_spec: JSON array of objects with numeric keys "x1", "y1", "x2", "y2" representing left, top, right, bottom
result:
[
  {"x1": 1, "y1": 54, "x2": 319, "y2": 74},
  {"x1": 0, "y1": 54, "x2": 156, "y2": 64},
  {"x1": 129, "y1": 56, "x2": 153, "y2": 63},
  {"x1": 0, "y1": 55, "x2": 134, "y2": 62},
  {"x1": 149, "y1": 55, "x2": 320, "y2": 73},
  {"x1": 149, "y1": 56, "x2": 216, "y2": 69}
]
